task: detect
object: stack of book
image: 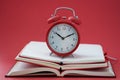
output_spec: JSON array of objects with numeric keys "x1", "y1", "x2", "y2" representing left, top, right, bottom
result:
[{"x1": 6, "y1": 41, "x2": 115, "y2": 77}]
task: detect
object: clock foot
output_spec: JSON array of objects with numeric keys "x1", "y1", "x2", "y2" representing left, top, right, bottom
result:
[
  {"x1": 50, "y1": 52, "x2": 53, "y2": 56},
  {"x1": 60, "y1": 54, "x2": 75, "y2": 59},
  {"x1": 71, "y1": 54, "x2": 74, "y2": 57},
  {"x1": 49, "y1": 52, "x2": 74, "y2": 58}
]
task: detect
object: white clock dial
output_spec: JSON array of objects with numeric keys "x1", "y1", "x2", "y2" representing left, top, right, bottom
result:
[{"x1": 48, "y1": 23, "x2": 79, "y2": 54}]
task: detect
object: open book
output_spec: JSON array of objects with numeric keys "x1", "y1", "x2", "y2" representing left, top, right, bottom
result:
[
  {"x1": 6, "y1": 61, "x2": 115, "y2": 77},
  {"x1": 16, "y1": 55, "x2": 108, "y2": 70},
  {"x1": 15, "y1": 41, "x2": 108, "y2": 70},
  {"x1": 17, "y1": 41, "x2": 105, "y2": 64}
]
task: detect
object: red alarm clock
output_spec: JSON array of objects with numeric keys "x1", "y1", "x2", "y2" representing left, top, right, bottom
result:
[{"x1": 46, "y1": 7, "x2": 81, "y2": 57}]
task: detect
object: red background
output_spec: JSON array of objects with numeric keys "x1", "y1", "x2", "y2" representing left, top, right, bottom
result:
[{"x1": 0, "y1": 0, "x2": 120, "y2": 80}]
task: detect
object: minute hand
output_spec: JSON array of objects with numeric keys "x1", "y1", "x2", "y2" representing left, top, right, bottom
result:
[{"x1": 64, "y1": 33, "x2": 75, "y2": 39}]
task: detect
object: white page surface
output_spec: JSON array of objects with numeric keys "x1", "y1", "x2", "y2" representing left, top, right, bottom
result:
[{"x1": 19, "y1": 41, "x2": 105, "y2": 64}]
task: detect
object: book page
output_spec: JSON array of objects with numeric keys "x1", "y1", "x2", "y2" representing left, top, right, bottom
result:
[
  {"x1": 19, "y1": 41, "x2": 105, "y2": 64},
  {"x1": 16, "y1": 55, "x2": 60, "y2": 69},
  {"x1": 61, "y1": 61, "x2": 115, "y2": 77},
  {"x1": 6, "y1": 62, "x2": 60, "y2": 76}
]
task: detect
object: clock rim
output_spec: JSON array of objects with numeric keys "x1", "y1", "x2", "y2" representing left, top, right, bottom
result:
[{"x1": 46, "y1": 20, "x2": 80, "y2": 57}]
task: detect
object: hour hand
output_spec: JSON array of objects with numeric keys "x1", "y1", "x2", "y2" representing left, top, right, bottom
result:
[
  {"x1": 64, "y1": 33, "x2": 75, "y2": 39},
  {"x1": 54, "y1": 32, "x2": 64, "y2": 40}
]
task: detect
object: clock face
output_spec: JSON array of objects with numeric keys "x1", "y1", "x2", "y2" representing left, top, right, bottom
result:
[{"x1": 47, "y1": 23, "x2": 79, "y2": 55}]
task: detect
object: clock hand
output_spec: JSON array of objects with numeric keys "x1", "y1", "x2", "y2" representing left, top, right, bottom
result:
[
  {"x1": 55, "y1": 32, "x2": 64, "y2": 40},
  {"x1": 64, "y1": 33, "x2": 75, "y2": 39}
]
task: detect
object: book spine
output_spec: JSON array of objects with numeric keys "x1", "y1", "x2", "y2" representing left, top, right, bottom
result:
[
  {"x1": 59, "y1": 67, "x2": 62, "y2": 73},
  {"x1": 59, "y1": 61, "x2": 63, "y2": 76},
  {"x1": 59, "y1": 62, "x2": 63, "y2": 65}
]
